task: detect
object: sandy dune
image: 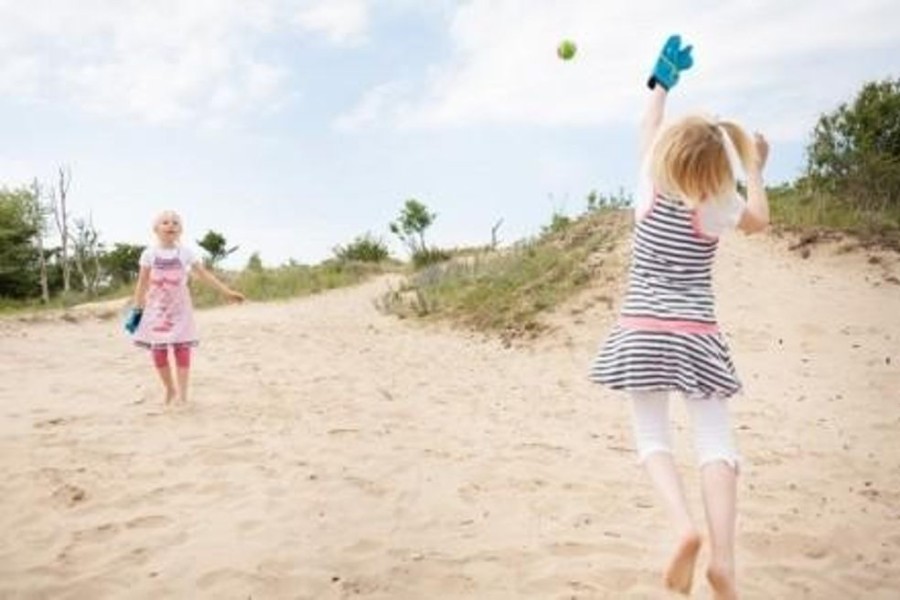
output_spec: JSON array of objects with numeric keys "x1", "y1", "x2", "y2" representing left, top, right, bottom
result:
[{"x1": 1, "y1": 233, "x2": 898, "y2": 599}]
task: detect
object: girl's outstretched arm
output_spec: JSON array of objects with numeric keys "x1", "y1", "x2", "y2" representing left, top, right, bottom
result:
[
  {"x1": 640, "y1": 86, "x2": 667, "y2": 160},
  {"x1": 192, "y1": 263, "x2": 246, "y2": 302}
]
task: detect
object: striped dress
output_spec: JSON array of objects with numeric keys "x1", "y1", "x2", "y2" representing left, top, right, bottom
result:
[{"x1": 590, "y1": 193, "x2": 742, "y2": 399}]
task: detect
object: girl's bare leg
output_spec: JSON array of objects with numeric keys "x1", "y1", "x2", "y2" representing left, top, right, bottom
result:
[
  {"x1": 644, "y1": 453, "x2": 703, "y2": 594},
  {"x1": 155, "y1": 367, "x2": 176, "y2": 404},
  {"x1": 174, "y1": 345, "x2": 192, "y2": 403},
  {"x1": 684, "y1": 397, "x2": 740, "y2": 600},
  {"x1": 631, "y1": 392, "x2": 702, "y2": 594},
  {"x1": 702, "y1": 461, "x2": 738, "y2": 600},
  {"x1": 176, "y1": 368, "x2": 190, "y2": 403}
]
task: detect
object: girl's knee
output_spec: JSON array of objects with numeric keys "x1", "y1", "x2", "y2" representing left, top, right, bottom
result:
[
  {"x1": 698, "y1": 454, "x2": 741, "y2": 475},
  {"x1": 173, "y1": 344, "x2": 191, "y2": 369},
  {"x1": 152, "y1": 348, "x2": 169, "y2": 368}
]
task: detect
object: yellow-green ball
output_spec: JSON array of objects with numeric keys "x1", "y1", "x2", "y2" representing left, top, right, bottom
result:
[{"x1": 557, "y1": 39, "x2": 576, "y2": 60}]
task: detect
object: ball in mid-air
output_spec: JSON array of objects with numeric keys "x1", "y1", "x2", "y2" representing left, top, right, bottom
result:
[{"x1": 557, "y1": 39, "x2": 576, "y2": 60}]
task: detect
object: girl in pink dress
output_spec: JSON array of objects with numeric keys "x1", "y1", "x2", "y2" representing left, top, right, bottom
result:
[{"x1": 131, "y1": 211, "x2": 245, "y2": 404}]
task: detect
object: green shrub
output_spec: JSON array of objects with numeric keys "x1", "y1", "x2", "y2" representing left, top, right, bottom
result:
[
  {"x1": 191, "y1": 260, "x2": 383, "y2": 308},
  {"x1": 333, "y1": 233, "x2": 390, "y2": 263},
  {"x1": 411, "y1": 247, "x2": 451, "y2": 269}
]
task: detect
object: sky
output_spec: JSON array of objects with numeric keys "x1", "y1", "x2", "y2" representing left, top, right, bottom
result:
[{"x1": 1, "y1": 0, "x2": 898, "y2": 267}]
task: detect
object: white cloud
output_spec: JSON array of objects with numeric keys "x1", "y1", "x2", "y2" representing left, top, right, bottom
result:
[
  {"x1": 292, "y1": 0, "x2": 369, "y2": 45},
  {"x1": 0, "y1": 0, "x2": 365, "y2": 125},
  {"x1": 334, "y1": 81, "x2": 411, "y2": 131},
  {"x1": 340, "y1": 0, "x2": 900, "y2": 140}
]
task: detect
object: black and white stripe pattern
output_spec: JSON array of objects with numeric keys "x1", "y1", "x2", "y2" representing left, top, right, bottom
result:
[
  {"x1": 591, "y1": 327, "x2": 740, "y2": 398},
  {"x1": 622, "y1": 198, "x2": 718, "y2": 323},
  {"x1": 590, "y1": 195, "x2": 742, "y2": 399}
]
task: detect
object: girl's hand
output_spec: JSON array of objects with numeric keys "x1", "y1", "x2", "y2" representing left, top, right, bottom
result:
[
  {"x1": 753, "y1": 133, "x2": 769, "y2": 171},
  {"x1": 226, "y1": 289, "x2": 246, "y2": 303}
]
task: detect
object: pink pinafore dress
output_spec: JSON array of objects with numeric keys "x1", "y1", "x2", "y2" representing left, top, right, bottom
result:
[{"x1": 133, "y1": 247, "x2": 199, "y2": 349}]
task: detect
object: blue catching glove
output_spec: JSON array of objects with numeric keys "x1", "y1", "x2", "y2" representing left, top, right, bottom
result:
[
  {"x1": 124, "y1": 308, "x2": 143, "y2": 334},
  {"x1": 647, "y1": 35, "x2": 694, "y2": 91}
]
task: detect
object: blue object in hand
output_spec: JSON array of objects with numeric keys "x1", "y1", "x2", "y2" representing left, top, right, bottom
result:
[
  {"x1": 124, "y1": 308, "x2": 143, "y2": 334},
  {"x1": 648, "y1": 34, "x2": 694, "y2": 91}
]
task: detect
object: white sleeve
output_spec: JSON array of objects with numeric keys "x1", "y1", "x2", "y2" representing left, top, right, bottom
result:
[
  {"x1": 139, "y1": 247, "x2": 154, "y2": 267},
  {"x1": 696, "y1": 192, "x2": 745, "y2": 237},
  {"x1": 180, "y1": 246, "x2": 201, "y2": 266}
]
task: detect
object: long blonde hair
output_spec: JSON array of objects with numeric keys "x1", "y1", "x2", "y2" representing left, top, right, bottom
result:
[{"x1": 650, "y1": 115, "x2": 756, "y2": 207}]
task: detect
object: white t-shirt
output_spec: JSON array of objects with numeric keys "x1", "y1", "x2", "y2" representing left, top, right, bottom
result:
[
  {"x1": 139, "y1": 246, "x2": 200, "y2": 272},
  {"x1": 634, "y1": 167, "x2": 745, "y2": 238}
]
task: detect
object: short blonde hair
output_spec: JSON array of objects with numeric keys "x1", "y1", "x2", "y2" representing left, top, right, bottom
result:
[{"x1": 650, "y1": 115, "x2": 756, "y2": 207}]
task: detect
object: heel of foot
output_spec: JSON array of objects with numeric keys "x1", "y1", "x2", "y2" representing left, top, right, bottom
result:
[
  {"x1": 707, "y1": 565, "x2": 737, "y2": 600},
  {"x1": 664, "y1": 533, "x2": 702, "y2": 594}
]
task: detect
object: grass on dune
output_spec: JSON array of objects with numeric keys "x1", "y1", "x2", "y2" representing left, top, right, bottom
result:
[{"x1": 378, "y1": 208, "x2": 630, "y2": 341}]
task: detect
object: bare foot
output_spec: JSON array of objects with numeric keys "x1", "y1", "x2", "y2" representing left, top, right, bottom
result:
[
  {"x1": 164, "y1": 389, "x2": 176, "y2": 404},
  {"x1": 664, "y1": 531, "x2": 702, "y2": 594},
  {"x1": 707, "y1": 563, "x2": 737, "y2": 600}
]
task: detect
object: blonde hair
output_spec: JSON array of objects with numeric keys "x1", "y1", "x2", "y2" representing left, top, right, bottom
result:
[
  {"x1": 153, "y1": 210, "x2": 183, "y2": 229},
  {"x1": 650, "y1": 115, "x2": 756, "y2": 207}
]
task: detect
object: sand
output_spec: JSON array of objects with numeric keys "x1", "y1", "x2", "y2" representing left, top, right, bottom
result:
[{"x1": 1, "y1": 233, "x2": 898, "y2": 599}]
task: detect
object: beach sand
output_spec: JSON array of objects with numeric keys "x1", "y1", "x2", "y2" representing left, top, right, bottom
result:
[{"x1": 1, "y1": 233, "x2": 898, "y2": 599}]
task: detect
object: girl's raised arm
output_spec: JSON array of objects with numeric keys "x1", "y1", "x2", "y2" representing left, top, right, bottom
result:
[
  {"x1": 640, "y1": 86, "x2": 667, "y2": 160},
  {"x1": 737, "y1": 133, "x2": 771, "y2": 234}
]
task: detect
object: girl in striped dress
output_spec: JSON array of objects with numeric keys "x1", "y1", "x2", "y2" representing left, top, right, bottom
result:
[{"x1": 591, "y1": 37, "x2": 770, "y2": 600}]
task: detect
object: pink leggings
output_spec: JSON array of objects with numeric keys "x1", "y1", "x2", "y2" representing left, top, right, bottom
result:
[{"x1": 152, "y1": 345, "x2": 192, "y2": 369}]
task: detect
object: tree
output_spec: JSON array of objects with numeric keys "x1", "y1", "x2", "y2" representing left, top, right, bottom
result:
[
  {"x1": 26, "y1": 179, "x2": 51, "y2": 303},
  {"x1": 586, "y1": 190, "x2": 599, "y2": 212},
  {"x1": 0, "y1": 188, "x2": 40, "y2": 299},
  {"x1": 246, "y1": 252, "x2": 264, "y2": 272},
  {"x1": 197, "y1": 230, "x2": 239, "y2": 268},
  {"x1": 72, "y1": 215, "x2": 103, "y2": 296},
  {"x1": 807, "y1": 78, "x2": 900, "y2": 213},
  {"x1": 102, "y1": 243, "x2": 144, "y2": 287},
  {"x1": 389, "y1": 198, "x2": 435, "y2": 255},
  {"x1": 51, "y1": 166, "x2": 73, "y2": 293},
  {"x1": 490, "y1": 219, "x2": 503, "y2": 250}
]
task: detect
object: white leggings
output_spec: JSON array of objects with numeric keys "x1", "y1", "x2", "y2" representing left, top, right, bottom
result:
[{"x1": 630, "y1": 390, "x2": 740, "y2": 470}]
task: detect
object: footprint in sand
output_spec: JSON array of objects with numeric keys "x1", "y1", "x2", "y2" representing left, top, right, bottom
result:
[
  {"x1": 344, "y1": 476, "x2": 388, "y2": 497},
  {"x1": 345, "y1": 538, "x2": 382, "y2": 555},
  {"x1": 34, "y1": 416, "x2": 73, "y2": 429},
  {"x1": 73, "y1": 522, "x2": 120, "y2": 543},
  {"x1": 328, "y1": 427, "x2": 360, "y2": 436},
  {"x1": 238, "y1": 519, "x2": 264, "y2": 532},
  {"x1": 546, "y1": 541, "x2": 603, "y2": 557},
  {"x1": 513, "y1": 441, "x2": 572, "y2": 457},
  {"x1": 256, "y1": 557, "x2": 296, "y2": 575},
  {"x1": 196, "y1": 567, "x2": 262, "y2": 590},
  {"x1": 51, "y1": 483, "x2": 88, "y2": 507},
  {"x1": 125, "y1": 514, "x2": 172, "y2": 529}
]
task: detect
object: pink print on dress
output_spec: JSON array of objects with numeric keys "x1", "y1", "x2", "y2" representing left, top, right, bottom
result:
[
  {"x1": 133, "y1": 250, "x2": 199, "y2": 348},
  {"x1": 149, "y1": 274, "x2": 182, "y2": 333}
]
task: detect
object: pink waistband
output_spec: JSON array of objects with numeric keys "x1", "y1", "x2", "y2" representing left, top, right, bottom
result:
[{"x1": 619, "y1": 316, "x2": 719, "y2": 334}]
